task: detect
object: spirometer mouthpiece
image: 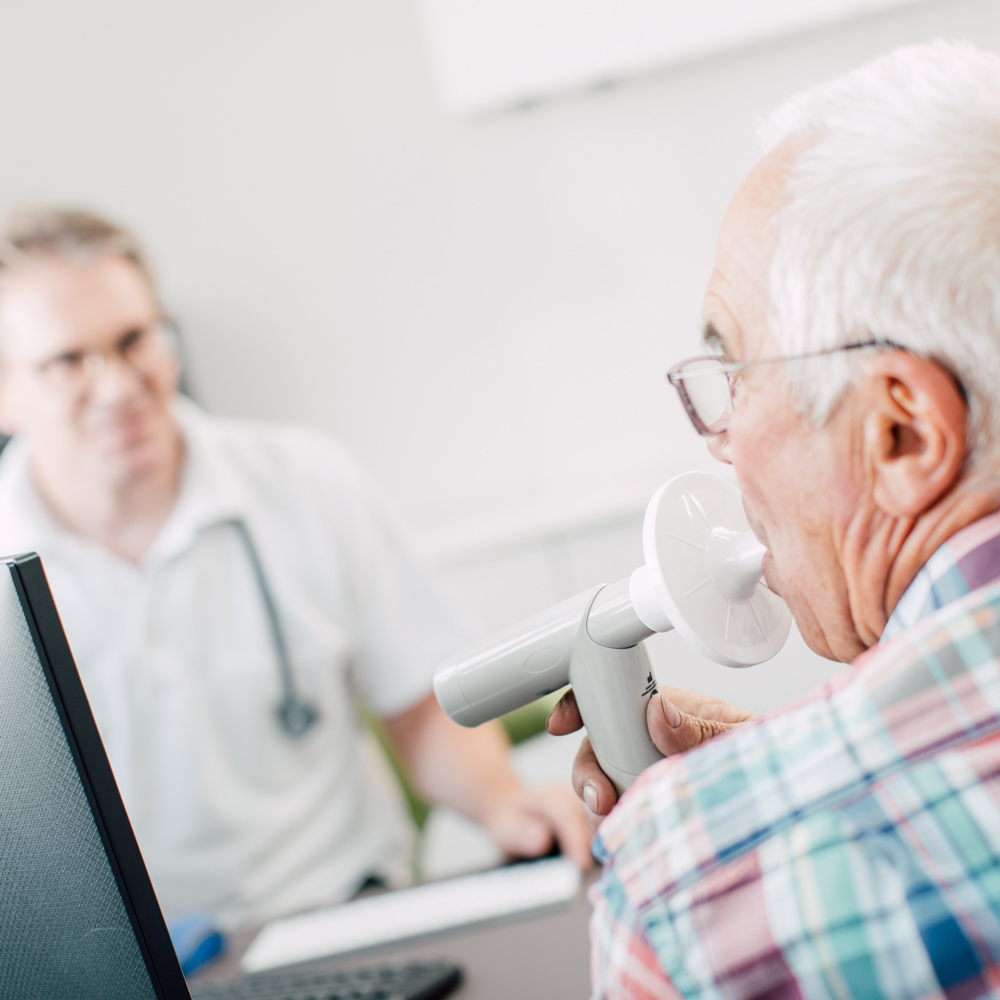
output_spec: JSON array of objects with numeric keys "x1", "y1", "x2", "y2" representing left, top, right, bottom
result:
[
  {"x1": 630, "y1": 471, "x2": 789, "y2": 667},
  {"x1": 704, "y1": 527, "x2": 767, "y2": 601}
]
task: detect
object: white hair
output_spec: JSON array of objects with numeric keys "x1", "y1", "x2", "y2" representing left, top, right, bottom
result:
[{"x1": 758, "y1": 40, "x2": 1000, "y2": 469}]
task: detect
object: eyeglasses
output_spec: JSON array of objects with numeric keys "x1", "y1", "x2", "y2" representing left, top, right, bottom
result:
[
  {"x1": 31, "y1": 318, "x2": 181, "y2": 394},
  {"x1": 666, "y1": 339, "x2": 904, "y2": 437}
]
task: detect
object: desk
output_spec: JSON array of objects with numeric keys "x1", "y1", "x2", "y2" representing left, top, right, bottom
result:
[{"x1": 191, "y1": 875, "x2": 595, "y2": 999}]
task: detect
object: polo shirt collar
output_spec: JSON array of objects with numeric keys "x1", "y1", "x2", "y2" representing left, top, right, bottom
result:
[
  {"x1": 882, "y1": 509, "x2": 1000, "y2": 641},
  {"x1": 141, "y1": 396, "x2": 248, "y2": 568},
  {"x1": 0, "y1": 396, "x2": 249, "y2": 571},
  {"x1": 0, "y1": 434, "x2": 66, "y2": 552}
]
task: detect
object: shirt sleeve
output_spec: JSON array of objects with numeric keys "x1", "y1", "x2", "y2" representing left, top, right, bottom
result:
[{"x1": 307, "y1": 434, "x2": 473, "y2": 717}]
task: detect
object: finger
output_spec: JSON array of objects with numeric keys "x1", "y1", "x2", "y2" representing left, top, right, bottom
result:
[
  {"x1": 570, "y1": 736, "x2": 618, "y2": 824},
  {"x1": 546, "y1": 689, "x2": 584, "y2": 735},
  {"x1": 659, "y1": 685, "x2": 755, "y2": 725},
  {"x1": 491, "y1": 808, "x2": 554, "y2": 859},
  {"x1": 647, "y1": 692, "x2": 744, "y2": 757},
  {"x1": 525, "y1": 787, "x2": 595, "y2": 870}
]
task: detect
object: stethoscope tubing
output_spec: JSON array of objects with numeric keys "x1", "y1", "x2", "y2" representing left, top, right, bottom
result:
[{"x1": 223, "y1": 517, "x2": 319, "y2": 738}]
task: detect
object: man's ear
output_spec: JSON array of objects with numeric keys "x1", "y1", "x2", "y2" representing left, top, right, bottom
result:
[{"x1": 862, "y1": 353, "x2": 967, "y2": 518}]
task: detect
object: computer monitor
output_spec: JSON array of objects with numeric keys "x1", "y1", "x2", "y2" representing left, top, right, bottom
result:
[
  {"x1": 0, "y1": 553, "x2": 189, "y2": 999},
  {"x1": 0, "y1": 554, "x2": 464, "y2": 1000}
]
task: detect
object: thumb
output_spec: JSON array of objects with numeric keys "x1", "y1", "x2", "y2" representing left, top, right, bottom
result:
[{"x1": 647, "y1": 692, "x2": 742, "y2": 757}]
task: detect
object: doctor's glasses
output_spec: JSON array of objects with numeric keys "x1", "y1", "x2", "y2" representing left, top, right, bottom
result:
[{"x1": 29, "y1": 318, "x2": 181, "y2": 395}]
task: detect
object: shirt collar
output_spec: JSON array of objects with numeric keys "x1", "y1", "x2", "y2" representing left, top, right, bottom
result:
[
  {"x1": 141, "y1": 396, "x2": 248, "y2": 568},
  {"x1": 882, "y1": 509, "x2": 1000, "y2": 641},
  {"x1": 0, "y1": 396, "x2": 249, "y2": 570},
  {"x1": 0, "y1": 434, "x2": 67, "y2": 551}
]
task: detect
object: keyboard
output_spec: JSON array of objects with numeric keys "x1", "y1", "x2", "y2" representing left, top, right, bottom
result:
[
  {"x1": 189, "y1": 958, "x2": 462, "y2": 1000},
  {"x1": 241, "y1": 856, "x2": 582, "y2": 974}
]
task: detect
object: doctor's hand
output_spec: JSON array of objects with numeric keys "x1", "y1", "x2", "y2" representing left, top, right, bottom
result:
[
  {"x1": 546, "y1": 686, "x2": 756, "y2": 828},
  {"x1": 383, "y1": 694, "x2": 595, "y2": 872},
  {"x1": 479, "y1": 782, "x2": 594, "y2": 872}
]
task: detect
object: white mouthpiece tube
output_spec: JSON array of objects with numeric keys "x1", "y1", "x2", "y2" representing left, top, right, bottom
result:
[
  {"x1": 585, "y1": 577, "x2": 657, "y2": 649},
  {"x1": 628, "y1": 564, "x2": 675, "y2": 633},
  {"x1": 703, "y1": 527, "x2": 767, "y2": 601}
]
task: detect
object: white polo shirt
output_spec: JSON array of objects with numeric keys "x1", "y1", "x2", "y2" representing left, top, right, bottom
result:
[{"x1": 0, "y1": 399, "x2": 468, "y2": 930}]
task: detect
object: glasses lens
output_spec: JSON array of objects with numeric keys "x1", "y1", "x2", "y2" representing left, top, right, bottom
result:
[
  {"x1": 676, "y1": 358, "x2": 731, "y2": 432},
  {"x1": 153, "y1": 319, "x2": 181, "y2": 358},
  {"x1": 41, "y1": 356, "x2": 87, "y2": 392},
  {"x1": 123, "y1": 321, "x2": 179, "y2": 373}
]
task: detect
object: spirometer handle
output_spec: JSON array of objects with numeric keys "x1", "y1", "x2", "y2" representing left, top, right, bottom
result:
[{"x1": 569, "y1": 588, "x2": 663, "y2": 794}]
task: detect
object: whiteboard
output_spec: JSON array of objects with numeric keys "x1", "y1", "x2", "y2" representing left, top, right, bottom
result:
[{"x1": 417, "y1": 0, "x2": 926, "y2": 115}]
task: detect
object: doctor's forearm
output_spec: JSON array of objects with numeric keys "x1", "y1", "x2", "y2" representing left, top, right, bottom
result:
[{"x1": 382, "y1": 694, "x2": 521, "y2": 824}]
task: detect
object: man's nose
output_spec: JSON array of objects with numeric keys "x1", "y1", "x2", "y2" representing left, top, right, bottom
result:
[{"x1": 85, "y1": 350, "x2": 144, "y2": 400}]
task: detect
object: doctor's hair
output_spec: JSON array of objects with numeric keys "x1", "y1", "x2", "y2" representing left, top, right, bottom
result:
[
  {"x1": 757, "y1": 39, "x2": 1000, "y2": 470},
  {"x1": 0, "y1": 208, "x2": 159, "y2": 304}
]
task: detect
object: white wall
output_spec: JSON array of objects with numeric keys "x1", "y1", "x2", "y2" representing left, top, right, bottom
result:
[
  {"x1": 417, "y1": 0, "x2": 927, "y2": 115},
  {"x1": 2, "y1": 0, "x2": 998, "y2": 713}
]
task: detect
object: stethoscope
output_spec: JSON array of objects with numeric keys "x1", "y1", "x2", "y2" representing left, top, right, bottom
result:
[{"x1": 224, "y1": 518, "x2": 320, "y2": 738}]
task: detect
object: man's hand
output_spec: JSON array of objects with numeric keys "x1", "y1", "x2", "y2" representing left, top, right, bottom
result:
[
  {"x1": 546, "y1": 686, "x2": 756, "y2": 827},
  {"x1": 479, "y1": 783, "x2": 594, "y2": 871}
]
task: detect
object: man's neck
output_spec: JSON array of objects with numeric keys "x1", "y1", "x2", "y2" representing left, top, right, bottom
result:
[{"x1": 30, "y1": 432, "x2": 184, "y2": 563}]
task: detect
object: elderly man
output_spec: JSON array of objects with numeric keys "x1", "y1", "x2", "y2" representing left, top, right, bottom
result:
[
  {"x1": 0, "y1": 210, "x2": 591, "y2": 931},
  {"x1": 550, "y1": 40, "x2": 1000, "y2": 996}
]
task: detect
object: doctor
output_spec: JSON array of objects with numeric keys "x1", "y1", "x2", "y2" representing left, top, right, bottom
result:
[{"x1": 0, "y1": 208, "x2": 591, "y2": 930}]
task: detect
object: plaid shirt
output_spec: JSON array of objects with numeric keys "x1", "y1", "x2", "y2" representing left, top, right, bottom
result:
[{"x1": 590, "y1": 512, "x2": 1000, "y2": 999}]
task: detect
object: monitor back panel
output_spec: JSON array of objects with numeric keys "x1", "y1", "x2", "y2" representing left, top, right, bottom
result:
[{"x1": 0, "y1": 559, "x2": 163, "y2": 999}]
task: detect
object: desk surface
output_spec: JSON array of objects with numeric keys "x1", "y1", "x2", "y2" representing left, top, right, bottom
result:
[{"x1": 191, "y1": 876, "x2": 595, "y2": 999}]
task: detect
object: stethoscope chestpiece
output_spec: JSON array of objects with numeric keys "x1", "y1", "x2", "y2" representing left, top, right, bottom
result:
[{"x1": 277, "y1": 697, "x2": 320, "y2": 738}]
